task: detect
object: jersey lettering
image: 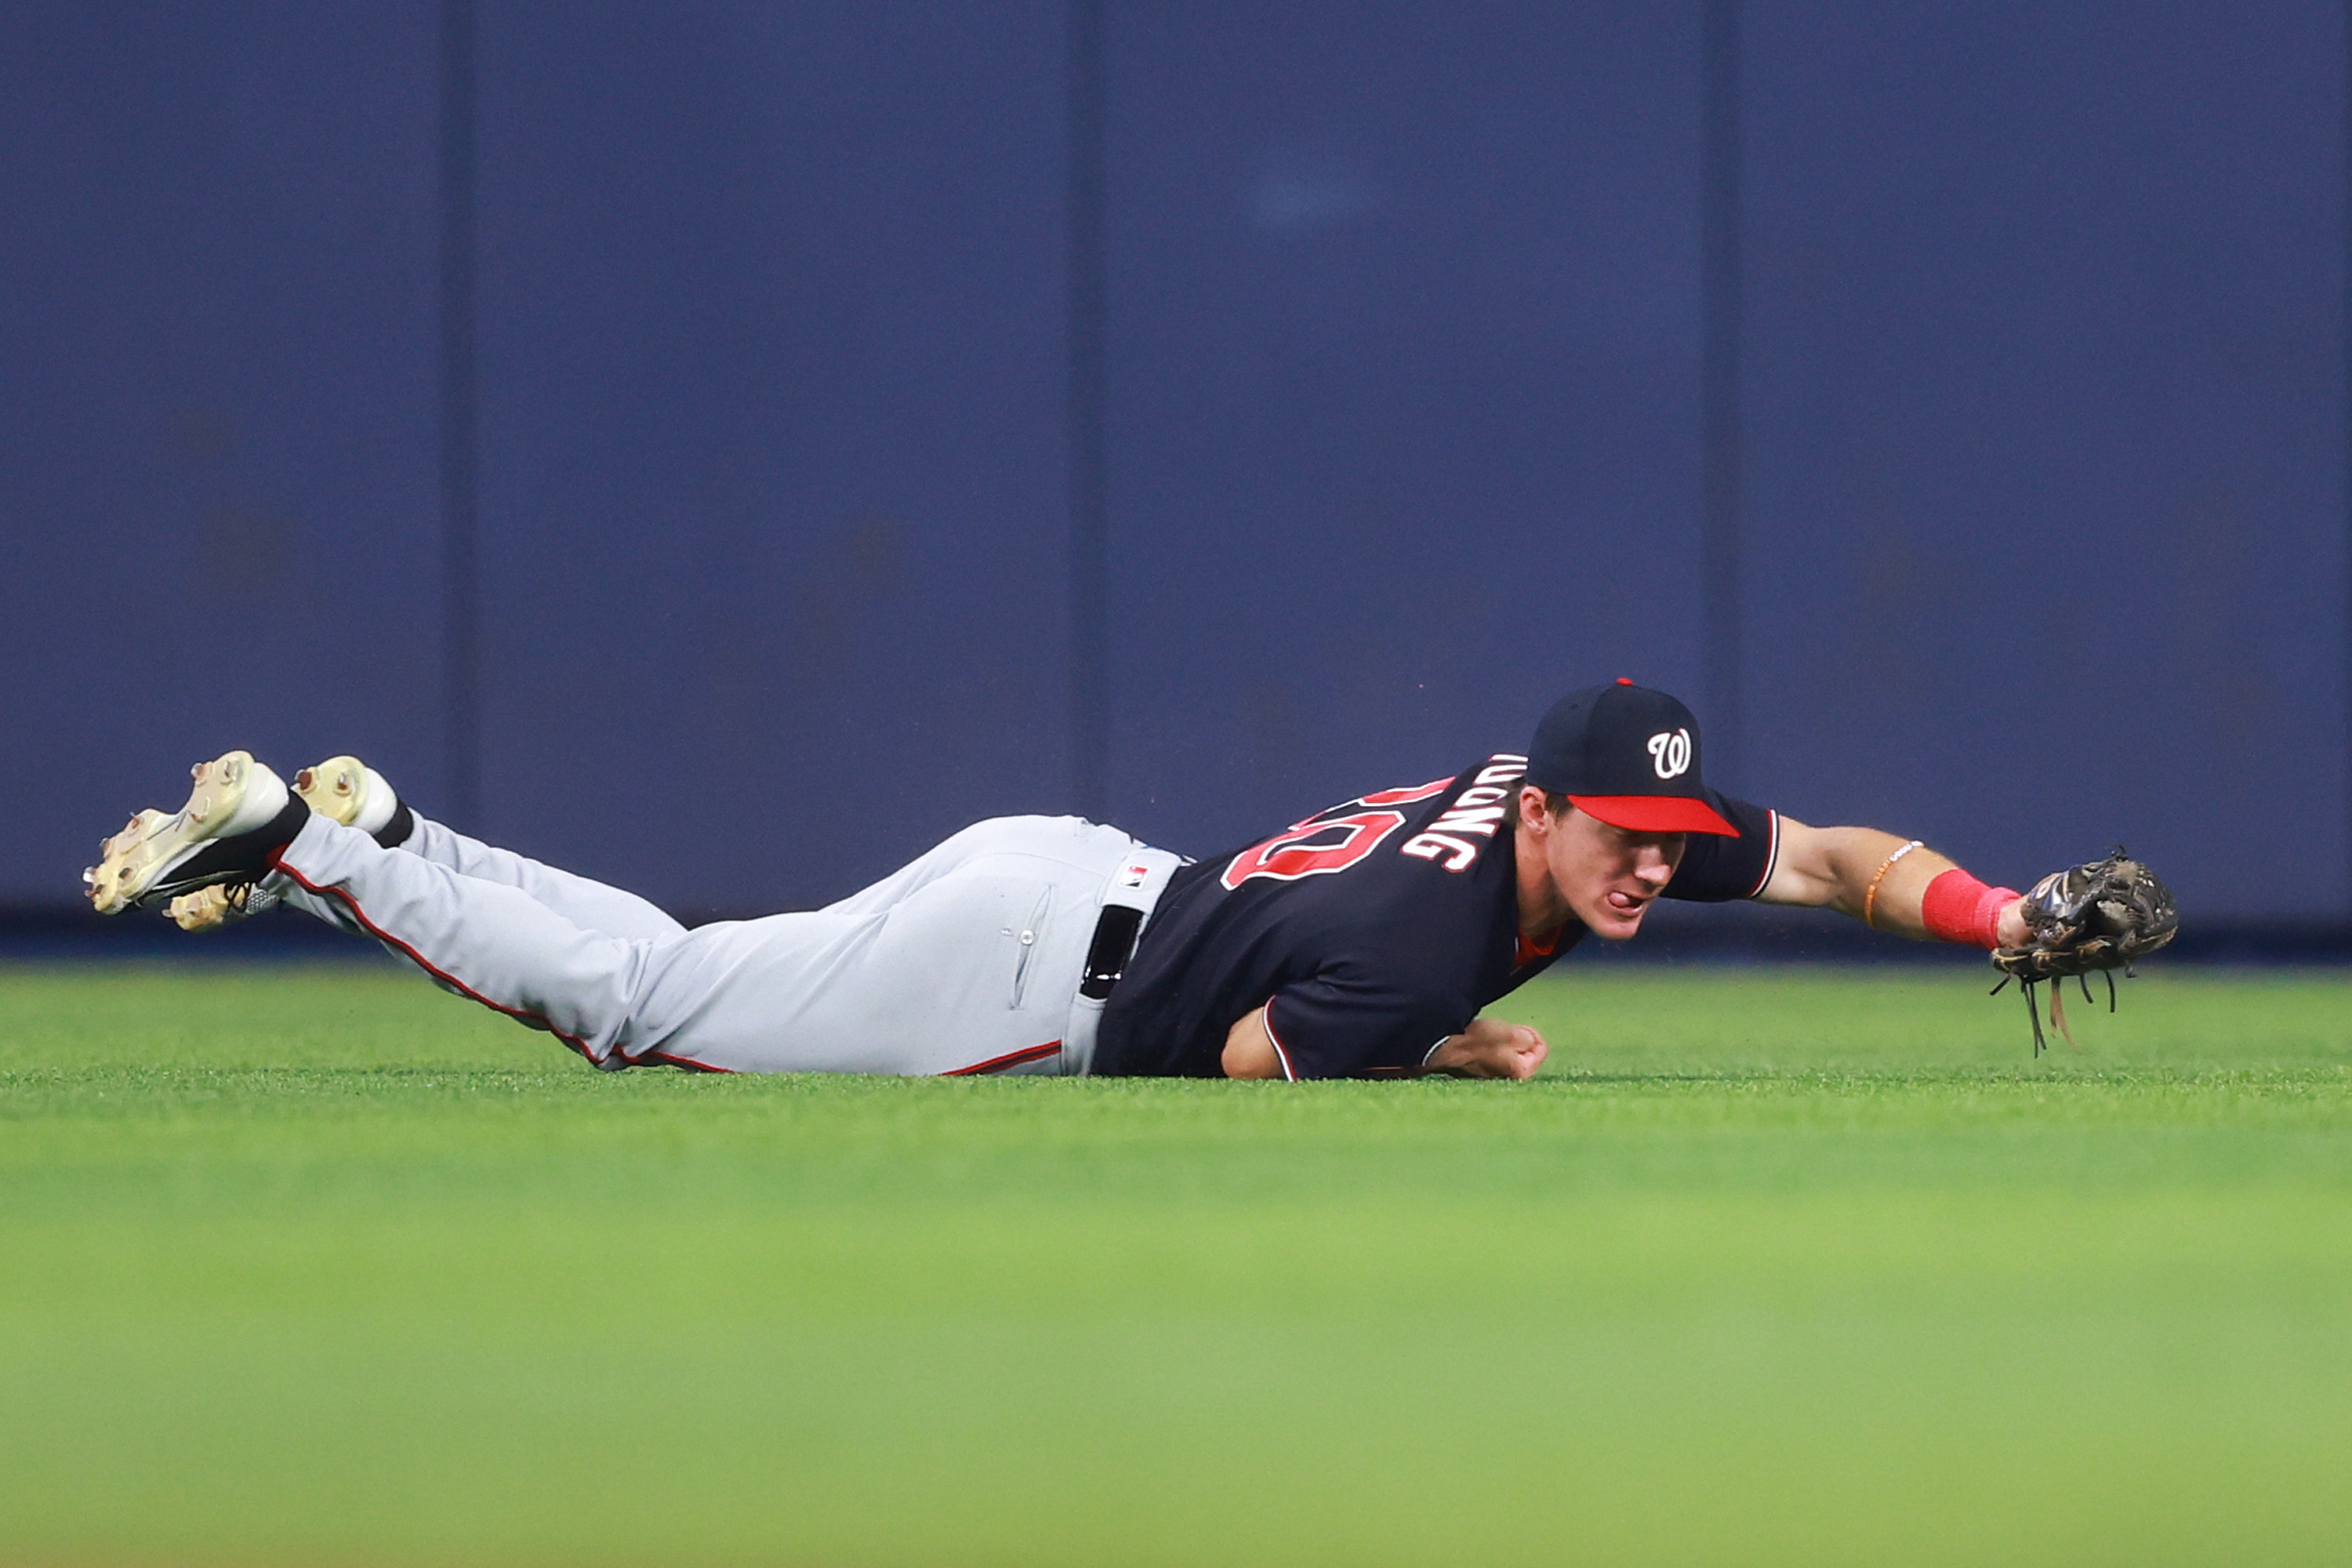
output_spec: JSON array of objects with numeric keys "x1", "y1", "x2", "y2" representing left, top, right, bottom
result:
[
  {"x1": 1399, "y1": 755, "x2": 1526, "y2": 874},
  {"x1": 1399, "y1": 830, "x2": 1482, "y2": 870}
]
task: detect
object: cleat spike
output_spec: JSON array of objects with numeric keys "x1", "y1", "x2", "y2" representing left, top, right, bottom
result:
[
  {"x1": 293, "y1": 755, "x2": 383, "y2": 829},
  {"x1": 80, "y1": 749, "x2": 290, "y2": 916}
]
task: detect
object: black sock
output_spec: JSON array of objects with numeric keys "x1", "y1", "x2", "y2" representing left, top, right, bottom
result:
[
  {"x1": 374, "y1": 799, "x2": 416, "y2": 850},
  {"x1": 158, "y1": 793, "x2": 313, "y2": 893},
  {"x1": 256, "y1": 791, "x2": 314, "y2": 856}
]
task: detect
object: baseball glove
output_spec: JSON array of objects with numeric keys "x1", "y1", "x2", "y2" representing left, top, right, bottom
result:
[{"x1": 1990, "y1": 848, "x2": 2178, "y2": 1054}]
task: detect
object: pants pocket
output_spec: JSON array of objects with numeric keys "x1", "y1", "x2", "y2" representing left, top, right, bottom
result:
[{"x1": 1008, "y1": 885, "x2": 1054, "y2": 1009}]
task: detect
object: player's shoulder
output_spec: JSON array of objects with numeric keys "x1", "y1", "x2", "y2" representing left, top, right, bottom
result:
[
  {"x1": 1663, "y1": 793, "x2": 1780, "y2": 902},
  {"x1": 1388, "y1": 753, "x2": 1526, "y2": 875},
  {"x1": 1207, "y1": 752, "x2": 1525, "y2": 898}
]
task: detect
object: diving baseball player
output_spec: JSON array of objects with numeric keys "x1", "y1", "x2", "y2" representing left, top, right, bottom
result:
[{"x1": 82, "y1": 681, "x2": 2175, "y2": 1077}]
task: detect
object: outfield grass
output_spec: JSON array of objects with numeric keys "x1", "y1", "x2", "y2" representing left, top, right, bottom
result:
[{"x1": 2, "y1": 961, "x2": 2348, "y2": 1566}]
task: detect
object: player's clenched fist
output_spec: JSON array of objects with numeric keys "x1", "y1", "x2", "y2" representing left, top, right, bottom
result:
[{"x1": 1428, "y1": 1018, "x2": 1549, "y2": 1080}]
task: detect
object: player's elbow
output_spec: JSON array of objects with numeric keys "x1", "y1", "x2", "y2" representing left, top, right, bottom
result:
[
  {"x1": 1221, "y1": 1007, "x2": 1285, "y2": 1080},
  {"x1": 1753, "y1": 816, "x2": 1846, "y2": 908}
]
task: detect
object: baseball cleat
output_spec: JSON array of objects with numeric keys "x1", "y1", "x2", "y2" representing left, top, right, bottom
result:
[
  {"x1": 295, "y1": 756, "x2": 399, "y2": 835},
  {"x1": 84, "y1": 751, "x2": 303, "y2": 916},
  {"x1": 166, "y1": 881, "x2": 281, "y2": 932},
  {"x1": 165, "y1": 755, "x2": 412, "y2": 931}
]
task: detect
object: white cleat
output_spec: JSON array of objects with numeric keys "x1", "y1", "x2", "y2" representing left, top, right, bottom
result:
[
  {"x1": 165, "y1": 754, "x2": 401, "y2": 931},
  {"x1": 84, "y1": 751, "x2": 293, "y2": 916},
  {"x1": 294, "y1": 755, "x2": 397, "y2": 834},
  {"x1": 85, "y1": 810, "x2": 172, "y2": 911}
]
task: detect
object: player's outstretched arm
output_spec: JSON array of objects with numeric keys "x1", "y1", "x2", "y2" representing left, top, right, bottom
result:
[{"x1": 1757, "y1": 816, "x2": 2029, "y2": 946}]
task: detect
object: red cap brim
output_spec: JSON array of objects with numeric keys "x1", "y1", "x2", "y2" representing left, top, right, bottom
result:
[{"x1": 1568, "y1": 794, "x2": 1740, "y2": 837}]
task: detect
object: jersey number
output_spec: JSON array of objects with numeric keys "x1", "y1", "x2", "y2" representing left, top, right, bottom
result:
[{"x1": 1220, "y1": 810, "x2": 1407, "y2": 889}]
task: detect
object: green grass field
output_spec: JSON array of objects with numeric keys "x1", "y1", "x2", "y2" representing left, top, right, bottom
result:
[{"x1": 2, "y1": 960, "x2": 2348, "y2": 1566}]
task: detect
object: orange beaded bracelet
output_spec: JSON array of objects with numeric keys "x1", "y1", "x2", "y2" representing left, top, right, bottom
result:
[{"x1": 1861, "y1": 840, "x2": 1924, "y2": 931}]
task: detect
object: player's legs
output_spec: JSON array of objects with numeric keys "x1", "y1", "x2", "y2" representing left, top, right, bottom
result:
[
  {"x1": 307, "y1": 757, "x2": 687, "y2": 938},
  {"x1": 269, "y1": 813, "x2": 662, "y2": 1064},
  {"x1": 271, "y1": 810, "x2": 1164, "y2": 1076},
  {"x1": 170, "y1": 757, "x2": 683, "y2": 943},
  {"x1": 390, "y1": 813, "x2": 685, "y2": 942}
]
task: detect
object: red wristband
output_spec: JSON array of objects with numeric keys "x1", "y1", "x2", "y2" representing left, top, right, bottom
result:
[{"x1": 1919, "y1": 868, "x2": 2020, "y2": 949}]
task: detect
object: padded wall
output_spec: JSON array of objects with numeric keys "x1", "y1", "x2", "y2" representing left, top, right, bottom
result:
[
  {"x1": 2, "y1": 2, "x2": 2344, "y2": 922},
  {"x1": 1, "y1": 5, "x2": 442, "y2": 902},
  {"x1": 469, "y1": 2, "x2": 1069, "y2": 914},
  {"x1": 1101, "y1": 3, "x2": 1706, "y2": 859},
  {"x1": 1739, "y1": 0, "x2": 2346, "y2": 916}
]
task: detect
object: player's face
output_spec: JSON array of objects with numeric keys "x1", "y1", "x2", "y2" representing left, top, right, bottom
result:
[{"x1": 1547, "y1": 808, "x2": 1686, "y2": 940}]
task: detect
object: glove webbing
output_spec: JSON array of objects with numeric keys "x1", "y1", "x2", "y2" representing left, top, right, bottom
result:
[{"x1": 1991, "y1": 966, "x2": 2123, "y2": 1057}]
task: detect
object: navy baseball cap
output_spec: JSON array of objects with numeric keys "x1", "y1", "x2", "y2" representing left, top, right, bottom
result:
[{"x1": 1525, "y1": 679, "x2": 1740, "y2": 837}]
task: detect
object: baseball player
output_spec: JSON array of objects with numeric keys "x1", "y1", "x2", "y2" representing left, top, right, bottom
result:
[{"x1": 82, "y1": 681, "x2": 2172, "y2": 1077}]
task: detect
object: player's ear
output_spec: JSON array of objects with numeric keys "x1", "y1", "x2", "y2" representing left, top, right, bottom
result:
[{"x1": 1517, "y1": 784, "x2": 1555, "y2": 833}]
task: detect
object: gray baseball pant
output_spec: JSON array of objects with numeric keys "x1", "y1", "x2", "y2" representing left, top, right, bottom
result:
[{"x1": 263, "y1": 811, "x2": 1180, "y2": 1076}]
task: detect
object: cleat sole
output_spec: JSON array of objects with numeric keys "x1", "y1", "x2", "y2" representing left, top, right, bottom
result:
[
  {"x1": 85, "y1": 750, "x2": 289, "y2": 916},
  {"x1": 294, "y1": 757, "x2": 371, "y2": 827}
]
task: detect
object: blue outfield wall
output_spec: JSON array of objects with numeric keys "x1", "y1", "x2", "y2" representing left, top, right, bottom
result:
[
  {"x1": 1103, "y1": 2, "x2": 1711, "y2": 862},
  {"x1": 1738, "y1": 0, "x2": 2348, "y2": 920},
  {"x1": 1, "y1": 5, "x2": 445, "y2": 900},
  {"x1": 0, "y1": 2, "x2": 2343, "y2": 924},
  {"x1": 469, "y1": 2, "x2": 1073, "y2": 914}
]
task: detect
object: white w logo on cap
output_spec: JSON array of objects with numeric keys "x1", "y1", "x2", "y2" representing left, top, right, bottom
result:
[{"x1": 1646, "y1": 728, "x2": 1692, "y2": 780}]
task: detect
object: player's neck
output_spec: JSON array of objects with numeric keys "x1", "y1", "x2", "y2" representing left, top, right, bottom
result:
[{"x1": 1512, "y1": 823, "x2": 1570, "y2": 938}]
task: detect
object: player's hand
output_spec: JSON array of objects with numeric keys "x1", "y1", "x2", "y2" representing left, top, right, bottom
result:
[{"x1": 1429, "y1": 1018, "x2": 1548, "y2": 1080}]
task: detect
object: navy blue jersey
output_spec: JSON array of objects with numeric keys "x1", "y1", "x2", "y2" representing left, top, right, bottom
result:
[{"x1": 1094, "y1": 753, "x2": 1780, "y2": 1080}]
